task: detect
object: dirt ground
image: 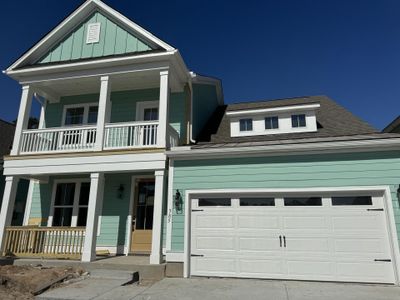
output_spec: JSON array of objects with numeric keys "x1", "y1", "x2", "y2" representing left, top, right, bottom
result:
[{"x1": 0, "y1": 264, "x2": 85, "y2": 300}]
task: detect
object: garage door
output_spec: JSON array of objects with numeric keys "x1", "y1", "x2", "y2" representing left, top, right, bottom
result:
[{"x1": 190, "y1": 193, "x2": 396, "y2": 283}]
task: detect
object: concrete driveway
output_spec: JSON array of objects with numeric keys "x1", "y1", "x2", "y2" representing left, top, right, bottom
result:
[{"x1": 102, "y1": 278, "x2": 399, "y2": 300}]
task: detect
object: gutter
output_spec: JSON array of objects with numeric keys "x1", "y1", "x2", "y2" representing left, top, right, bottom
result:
[{"x1": 167, "y1": 137, "x2": 400, "y2": 160}]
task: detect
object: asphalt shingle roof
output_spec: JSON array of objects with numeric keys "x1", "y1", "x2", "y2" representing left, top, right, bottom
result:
[{"x1": 195, "y1": 95, "x2": 387, "y2": 148}]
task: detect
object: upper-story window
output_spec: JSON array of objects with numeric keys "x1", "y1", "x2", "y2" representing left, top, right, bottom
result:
[
  {"x1": 265, "y1": 116, "x2": 279, "y2": 130},
  {"x1": 239, "y1": 118, "x2": 253, "y2": 131},
  {"x1": 291, "y1": 114, "x2": 306, "y2": 128},
  {"x1": 63, "y1": 104, "x2": 98, "y2": 126}
]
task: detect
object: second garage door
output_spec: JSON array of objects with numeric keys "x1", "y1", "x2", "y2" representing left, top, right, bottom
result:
[{"x1": 190, "y1": 193, "x2": 396, "y2": 283}]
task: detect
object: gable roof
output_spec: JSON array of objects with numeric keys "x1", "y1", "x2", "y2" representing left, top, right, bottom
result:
[
  {"x1": 6, "y1": 0, "x2": 175, "y2": 71},
  {"x1": 383, "y1": 116, "x2": 400, "y2": 133},
  {"x1": 0, "y1": 120, "x2": 15, "y2": 160},
  {"x1": 195, "y1": 95, "x2": 379, "y2": 147}
]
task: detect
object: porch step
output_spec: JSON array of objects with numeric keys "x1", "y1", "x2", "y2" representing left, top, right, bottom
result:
[{"x1": 36, "y1": 269, "x2": 138, "y2": 300}]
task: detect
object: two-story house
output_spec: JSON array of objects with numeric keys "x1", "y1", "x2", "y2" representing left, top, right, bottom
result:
[{"x1": 2, "y1": 0, "x2": 400, "y2": 285}]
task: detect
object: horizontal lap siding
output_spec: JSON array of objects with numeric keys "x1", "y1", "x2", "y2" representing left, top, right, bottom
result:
[{"x1": 171, "y1": 151, "x2": 400, "y2": 252}]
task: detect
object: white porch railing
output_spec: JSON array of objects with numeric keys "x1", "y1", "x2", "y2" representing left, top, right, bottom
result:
[
  {"x1": 104, "y1": 121, "x2": 158, "y2": 150},
  {"x1": 19, "y1": 121, "x2": 179, "y2": 154},
  {"x1": 20, "y1": 125, "x2": 97, "y2": 154}
]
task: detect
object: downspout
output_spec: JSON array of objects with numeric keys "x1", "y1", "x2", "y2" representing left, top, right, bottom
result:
[{"x1": 189, "y1": 76, "x2": 196, "y2": 144}]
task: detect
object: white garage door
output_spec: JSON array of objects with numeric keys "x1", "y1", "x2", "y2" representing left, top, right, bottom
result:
[{"x1": 190, "y1": 193, "x2": 396, "y2": 283}]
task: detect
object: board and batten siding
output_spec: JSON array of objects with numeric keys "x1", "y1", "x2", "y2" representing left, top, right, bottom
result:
[
  {"x1": 44, "y1": 89, "x2": 186, "y2": 137},
  {"x1": 38, "y1": 11, "x2": 153, "y2": 64},
  {"x1": 171, "y1": 151, "x2": 400, "y2": 252}
]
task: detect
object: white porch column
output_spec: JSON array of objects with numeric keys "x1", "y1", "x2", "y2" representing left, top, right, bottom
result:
[
  {"x1": 11, "y1": 86, "x2": 34, "y2": 155},
  {"x1": 82, "y1": 173, "x2": 104, "y2": 262},
  {"x1": 95, "y1": 76, "x2": 111, "y2": 151},
  {"x1": 157, "y1": 71, "x2": 170, "y2": 148},
  {"x1": 150, "y1": 170, "x2": 165, "y2": 264},
  {"x1": 0, "y1": 176, "x2": 20, "y2": 251}
]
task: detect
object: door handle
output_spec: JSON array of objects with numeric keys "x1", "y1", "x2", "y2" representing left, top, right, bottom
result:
[
  {"x1": 283, "y1": 236, "x2": 286, "y2": 248},
  {"x1": 279, "y1": 235, "x2": 282, "y2": 247}
]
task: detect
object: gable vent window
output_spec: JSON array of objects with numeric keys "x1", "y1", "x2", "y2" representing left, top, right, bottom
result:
[
  {"x1": 239, "y1": 118, "x2": 253, "y2": 131},
  {"x1": 291, "y1": 114, "x2": 306, "y2": 128},
  {"x1": 265, "y1": 116, "x2": 279, "y2": 130},
  {"x1": 86, "y1": 23, "x2": 101, "y2": 44}
]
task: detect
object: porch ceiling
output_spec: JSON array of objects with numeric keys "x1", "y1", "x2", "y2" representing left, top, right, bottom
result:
[{"x1": 34, "y1": 70, "x2": 162, "y2": 99}]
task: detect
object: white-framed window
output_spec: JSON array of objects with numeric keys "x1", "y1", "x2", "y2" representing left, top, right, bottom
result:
[
  {"x1": 265, "y1": 116, "x2": 279, "y2": 130},
  {"x1": 239, "y1": 118, "x2": 253, "y2": 131},
  {"x1": 62, "y1": 104, "x2": 99, "y2": 126},
  {"x1": 136, "y1": 101, "x2": 159, "y2": 121},
  {"x1": 48, "y1": 179, "x2": 90, "y2": 227},
  {"x1": 291, "y1": 114, "x2": 306, "y2": 128}
]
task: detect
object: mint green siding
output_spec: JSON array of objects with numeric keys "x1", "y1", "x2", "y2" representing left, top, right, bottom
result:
[
  {"x1": 44, "y1": 89, "x2": 186, "y2": 138},
  {"x1": 38, "y1": 12, "x2": 153, "y2": 64},
  {"x1": 29, "y1": 181, "x2": 53, "y2": 226},
  {"x1": 171, "y1": 151, "x2": 400, "y2": 252},
  {"x1": 192, "y1": 84, "x2": 219, "y2": 139}
]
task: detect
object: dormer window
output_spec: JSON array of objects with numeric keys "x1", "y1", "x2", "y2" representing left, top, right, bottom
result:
[
  {"x1": 291, "y1": 114, "x2": 306, "y2": 128},
  {"x1": 265, "y1": 116, "x2": 279, "y2": 130},
  {"x1": 239, "y1": 118, "x2": 253, "y2": 131}
]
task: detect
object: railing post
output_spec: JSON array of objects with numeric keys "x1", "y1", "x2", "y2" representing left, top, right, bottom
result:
[
  {"x1": 157, "y1": 71, "x2": 170, "y2": 148},
  {"x1": 95, "y1": 76, "x2": 111, "y2": 151},
  {"x1": 11, "y1": 86, "x2": 33, "y2": 155},
  {"x1": 0, "y1": 177, "x2": 20, "y2": 253}
]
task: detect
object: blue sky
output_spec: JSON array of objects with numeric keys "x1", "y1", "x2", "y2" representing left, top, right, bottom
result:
[{"x1": 1, "y1": 0, "x2": 399, "y2": 129}]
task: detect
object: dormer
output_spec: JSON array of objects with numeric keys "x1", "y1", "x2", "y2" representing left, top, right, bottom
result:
[{"x1": 227, "y1": 102, "x2": 320, "y2": 137}]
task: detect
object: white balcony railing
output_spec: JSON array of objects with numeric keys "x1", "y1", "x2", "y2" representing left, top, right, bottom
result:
[
  {"x1": 104, "y1": 121, "x2": 158, "y2": 150},
  {"x1": 20, "y1": 125, "x2": 97, "y2": 154},
  {"x1": 18, "y1": 121, "x2": 176, "y2": 154}
]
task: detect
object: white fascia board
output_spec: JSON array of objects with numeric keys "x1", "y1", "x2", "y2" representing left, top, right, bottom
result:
[
  {"x1": 226, "y1": 103, "x2": 321, "y2": 117},
  {"x1": 167, "y1": 138, "x2": 400, "y2": 160},
  {"x1": 191, "y1": 72, "x2": 224, "y2": 105},
  {"x1": 6, "y1": 51, "x2": 176, "y2": 83},
  {"x1": 6, "y1": 0, "x2": 175, "y2": 72},
  {"x1": 3, "y1": 152, "x2": 167, "y2": 176}
]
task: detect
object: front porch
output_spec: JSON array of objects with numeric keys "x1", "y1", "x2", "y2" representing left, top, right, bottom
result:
[{"x1": 0, "y1": 171, "x2": 168, "y2": 265}]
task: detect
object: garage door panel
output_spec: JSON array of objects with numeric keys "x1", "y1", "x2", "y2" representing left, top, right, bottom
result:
[
  {"x1": 239, "y1": 258, "x2": 285, "y2": 276},
  {"x1": 238, "y1": 215, "x2": 279, "y2": 229},
  {"x1": 334, "y1": 238, "x2": 387, "y2": 254},
  {"x1": 284, "y1": 237, "x2": 330, "y2": 252},
  {"x1": 283, "y1": 216, "x2": 328, "y2": 230},
  {"x1": 195, "y1": 215, "x2": 234, "y2": 229},
  {"x1": 286, "y1": 260, "x2": 334, "y2": 276},
  {"x1": 239, "y1": 237, "x2": 281, "y2": 251},
  {"x1": 332, "y1": 215, "x2": 384, "y2": 231},
  {"x1": 192, "y1": 257, "x2": 236, "y2": 274},
  {"x1": 195, "y1": 236, "x2": 235, "y2": 251},
  {"x1": 336, "y1": 261, "x2": 395, "y2": 283}
]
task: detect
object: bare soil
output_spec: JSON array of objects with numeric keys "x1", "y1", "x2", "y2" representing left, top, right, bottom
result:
[{"x1": 0, "y1": 264, "x2": 85, "y2": 300}]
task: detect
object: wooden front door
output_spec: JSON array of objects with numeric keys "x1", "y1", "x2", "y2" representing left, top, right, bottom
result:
[{"x1": 130, "y1": 180, "x2": 155, "y2": 254}]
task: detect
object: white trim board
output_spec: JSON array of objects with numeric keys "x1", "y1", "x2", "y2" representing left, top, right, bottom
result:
[
  {"x1": 168, "y1": 137, "x2": 400, "y2": 160},
  {"x1": 226, "y1": 103, "x2": 320, "y2": 117},
  {"x1": 183, "y1": 186, "x2": 400, "y2": 285}
]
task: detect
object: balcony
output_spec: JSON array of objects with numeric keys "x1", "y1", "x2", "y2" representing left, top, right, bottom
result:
[{"x1": 19, "y1": 121, "x2": 179, "y2": 154}]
